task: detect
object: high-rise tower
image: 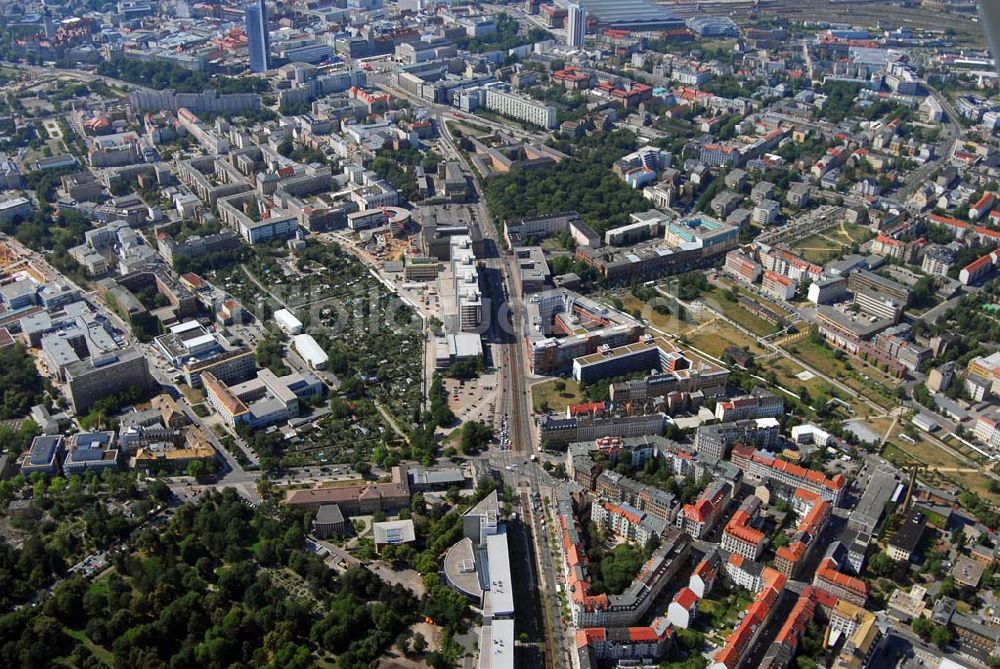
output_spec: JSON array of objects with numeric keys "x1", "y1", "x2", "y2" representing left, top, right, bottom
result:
[
  {"x1": 567, "y1": 3, "x2": 586, "y2": 49},
  {"x1": 245, "y1": 0, "x2": 272, "y2": 73}
]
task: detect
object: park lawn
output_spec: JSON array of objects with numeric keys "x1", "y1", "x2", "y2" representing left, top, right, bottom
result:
[
  {"x1": 879, "y1": 420, "x2": 975, "y2": 473},
  {"x1": 446, "y1": 120, "x2": 490, "y2": 137},
  {"x1": 947, "y1": 469, "x2": 1000, "y2": 505},
  {"x1": 796, "y1": 233, "x2": 843, "y2": 264},
  {"x1": 532, "y1": 378, "x2": 583, "y2": 414},
  {"x1": 64, "y1": 626, "x2": 115, "y2": 666},
  {"x1": 23, "y1": 139, "x2": 67, "y2": 167},
  {"x1": 686, "y1": 321, "x2": 765, "y2": 360},
  {"x1": 701, "y1": 287, "x2": 780, "y2": 336},
  {"x1": 756, "y1": 356, "x2": 861, "y2": 413},
  {"x1": 178, "y1": 383, "x2": 206, "y2": 405},
  {"x1": 784, "y1": 339, "x2": 898, "y2": 410},
  {"x1": 620, "y1": 294, "x2": 701, "y2": 335},
  {"x1": 841, "y1": 221, "x2": 875, "y2": 245}
]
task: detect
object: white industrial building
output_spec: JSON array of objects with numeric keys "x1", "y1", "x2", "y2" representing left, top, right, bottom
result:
[
  {"x1": 274, "y1": 309, "x2": 303, "y2": 335},
  {"x1": 293, "y1": 333, "x2": 328, "y2": 369}
]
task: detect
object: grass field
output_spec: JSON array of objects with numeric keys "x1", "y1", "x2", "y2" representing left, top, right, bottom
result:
[
  {"x1": 621, "y1": 294, "x2": 701, "y2": 335},
  {"x1": 686, "y1": 320, "x2": 765, "y2": 360},
  {"x1": 532, "y1": 378, "x2": 583, "y2": 414},
  {"x1": 179, "y1": 383, "x2": 206, "y2": 405},
  {"x1": 756, "y1": 355, "x2": 867, "y2": 414},
  {"x1": 797, "y1": 233, "x2": 843, "y2": 264},
  {"x1": 792, "y1": 218, "x2": 874, "y2": 264},
  {"x1": 446, "y1": 120, "x2": 490, "y2": 138},
  {"x1": 884, "y1": 445, "x2": 1000, "y2": 505},
  {"x1": 783, "y1": 339, "x2": 898, "y2": 410},
  {"x1": 64, "y1": 626, "x2": 114, "y2": 666},
  {"x1": 871, "y1": 417, "x2": 971, "y2": 471},
  {"x1": 701, "y1": 287, "x2": 780, "y2": 336}
]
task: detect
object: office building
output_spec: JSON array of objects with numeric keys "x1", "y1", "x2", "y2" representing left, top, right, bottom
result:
[
  {"x1": 887, "y1": 509, "x2": 926, "y2": 562},
  {"x1": 64, "y1": 348, "x2": 155, "y2": 414},
  {"x1": 203, "y1": 367, "x2": 322, "y2": 430},
  {"x1": 567, "y1": 3, "x2": 586, "y2": 48},
  {"x1": 808, "y1": 276, "x2": 848, "y2": 305},
  {"x1": 725, "y1": 248, "x2": 762, "y2": 284},
  {"x1": 525, "y1": 288, "x2": 641, "y2": 376},
  {"x1": 246, "y1": 0, "x2": 272, "y2": 73},
  {"x1": 574, "y1": 335, "x2": 728, "y2": 390},
  {"x1": 21, "y1": 435, "x2": 64, "y2": 476},
  {"x1": 64, "y1": 431, "x2": 119, "y2": 474},
  {"x1": 847, "y1": 270, "x2": 911, "y2": 304}
]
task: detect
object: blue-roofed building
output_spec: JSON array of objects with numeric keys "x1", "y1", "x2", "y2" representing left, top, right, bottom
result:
[
  {"x1": 21, "y1": 435, "x2": 64, "y2": 475},
  {"x1": 64, "y1": 431, "x2": 120, "y2": 475},
  {"x1": 664, "y1": 214, "x2": 739, "y2": 253}
]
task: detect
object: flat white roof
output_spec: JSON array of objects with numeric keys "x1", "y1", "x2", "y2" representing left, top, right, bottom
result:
[
  {"x1": 486, "y1": 531, "x2": 514, "y2": 617},
  {"x1": 293, "y1": 333, "x2": 328, "y2": 364},
  {"x1": 185, "y1": 333, "x2": 217, "y2": 350},
  {"x1": 274, "y1": 308, "x2": 302, "y2": 327},
  {"x1": 449, "y1": 333, "x2": 483, "y2": 359},
  {"x1": 170, "y1": 320, "x2": 203, "y2": 334},
  {"x1": 478, "y1": 619, "x2": 515, "y2": 669}
]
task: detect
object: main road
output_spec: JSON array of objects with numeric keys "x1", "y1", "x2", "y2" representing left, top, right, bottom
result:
[{"x1": 436, "y1": 112, "x2": 568, "y2": 669}]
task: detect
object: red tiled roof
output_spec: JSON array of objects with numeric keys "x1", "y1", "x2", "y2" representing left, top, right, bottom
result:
[
  {"x1": 673, "y1": 586, "x2": 699, "y2": 610},
  {"x1": 963, "y1": 254, "x2": 995, "y2": 273},
  {"x1": 929, "y1": 213, "x2": 969, "y2": 230},
  {"x1": 575, "y1": 628, "x2": 605, "y2": 648},
  {"x1": 815, "y1": 558, "x2": 868, "y2": 597},
  {"x1": 568, "y1": 401, "x2": 605, "y2": 417}
]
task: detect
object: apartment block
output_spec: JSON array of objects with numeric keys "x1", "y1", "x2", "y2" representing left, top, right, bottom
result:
[
  {"x1": 695, "y1": 418, "x2": 780, "y2": 461},
  {"x1": 731, "y1": 445, "x2": 847, "y2": 505},
  {"x1": 724, "y1": 247, "x2": 762, "y2": 284},
  {"x1": 714, "y1": 387, "x2": 784, "y2": 422},
  {"x1": 721, "y1": 496, "x2": 767, "y2": 560},
  {"x1": 484, "y1": 85, "x2": 558, "y2": 129},
  {"x1": 679, "y1": 480, "x2": 732, "y2": 539}
]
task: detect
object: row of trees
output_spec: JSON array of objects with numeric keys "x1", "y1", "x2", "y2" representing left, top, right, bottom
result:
[{"x1": 96, "y1": 58, "x2": 268, "y2": 95}]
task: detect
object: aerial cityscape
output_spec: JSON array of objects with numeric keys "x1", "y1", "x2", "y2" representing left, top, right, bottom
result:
[{"x1": 4, "y1": 1, "x2": 1000, "y2": 668}]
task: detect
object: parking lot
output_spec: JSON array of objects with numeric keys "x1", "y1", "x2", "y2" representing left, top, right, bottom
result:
[{"x1": 443, "y1": 372, "x2": 499, "y2": 426}]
